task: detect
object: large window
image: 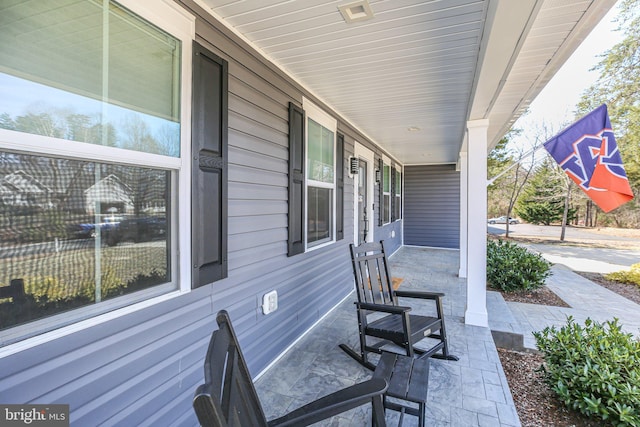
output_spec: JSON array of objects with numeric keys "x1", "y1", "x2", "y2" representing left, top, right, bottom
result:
[
  {"x1": 0, "y1": 0, "x2": 192, "y2": 345},
  {"x1": 304, "y1": 100, "x2": 336, "y2": 248}
]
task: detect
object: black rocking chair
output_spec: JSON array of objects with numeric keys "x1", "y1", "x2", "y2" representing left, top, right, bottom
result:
[
  {"x1": 340, "y1": 241, "x2": 458, "y2": 370},
  {"x1": 193, "y1": 310, "x2": 388, "y2": 427}
]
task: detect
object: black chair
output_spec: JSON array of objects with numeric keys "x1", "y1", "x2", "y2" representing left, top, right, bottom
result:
[
  {"x1": 193, "y1": 310, "x2": 388, "y2": 427},
  {"x1": 340, "y1": 241, "x2": 458, "y2": 370}
]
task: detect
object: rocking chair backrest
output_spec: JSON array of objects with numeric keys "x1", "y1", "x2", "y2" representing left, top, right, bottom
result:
[
  {"x1": 193, "y1": 310, "x2": 268, "y2": 427},
  {"x1": 349, "y1": 241, "x2": 396, "y2": 306}
]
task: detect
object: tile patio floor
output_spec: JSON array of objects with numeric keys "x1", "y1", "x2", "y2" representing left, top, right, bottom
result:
[{"x1": 254, "y1": 246, "x2": 521, "y2": 426}]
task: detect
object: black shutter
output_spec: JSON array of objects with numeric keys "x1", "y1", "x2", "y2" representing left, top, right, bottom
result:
[
  {"x1": 378, "y1": 157, "x2": 383, "y2": 227},
  {"x1": 391, "y1": 166, "x2": 396, "y2": 222},
  {"x1": 191, "y1": 41, "x2": 228, "y2": 288},
  {"x1": 288, "y1": 102, "x2": 305, "y2": 256},
  {"x1": 336, "y1": 132, "x2": 344, "y2": 240}
]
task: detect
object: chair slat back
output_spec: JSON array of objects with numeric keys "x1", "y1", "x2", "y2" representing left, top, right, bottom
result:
[
  {"x1": 195, "y1": 311, "x2": 268, "y2": 427},
  {"x1": 350, "y1": 241, "x2": 395, "y2": 306}
]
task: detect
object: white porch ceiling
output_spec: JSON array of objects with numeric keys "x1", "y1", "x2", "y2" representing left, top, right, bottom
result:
[{"x1": 197, "y1": 0, "x2": 616, "y2": 165}]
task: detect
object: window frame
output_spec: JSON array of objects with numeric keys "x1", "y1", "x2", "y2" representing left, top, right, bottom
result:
[
  {"x1": 0, "y1": 0, "x2": 195, "y2": 354},
  {"x1": 303, "y1": 98, "x2": 337, "y2": 251},
  {"x1": 382, "y1": 158, "x2": 391, "y2": 225},
  {"x1": 394, "y1": 167, "x2": 402, "y2": 221}
]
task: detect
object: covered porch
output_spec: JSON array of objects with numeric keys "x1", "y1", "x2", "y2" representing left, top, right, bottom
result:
[
  {"x1": 0, "y1": 1, "x2": 620, "y2": 424},
  {"x1": 254, "y1": 246, "x2": 520, "y2": 426}
]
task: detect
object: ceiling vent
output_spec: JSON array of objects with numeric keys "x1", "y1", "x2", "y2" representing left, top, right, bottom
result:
[{"x1": 338, "y1": 1, "x2": 374, "y2": 23}]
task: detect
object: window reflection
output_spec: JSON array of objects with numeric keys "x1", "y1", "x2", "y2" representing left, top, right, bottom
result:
[
  {"x1": 0, "y1": 152, "x2": 171, "y2": 330},
  {"x1": 308, "y1": 186, "x2": 332, "y2": 244},
  {"x1": 0, "y1": 0, "x2": 181, "y2": 156},
  {"x1": 0, "y1": 73, "x2": 180, "y2": 157}
]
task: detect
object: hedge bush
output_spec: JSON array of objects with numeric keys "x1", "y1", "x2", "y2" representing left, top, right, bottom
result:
[
  {"x1": 534, "y1": 317, "x2": 640, "y2": 426},
  {"x1": 486, "y1": 239, "x2": 552, "y2": 292},
  {"x1": 606, "y1": 263, "x2": 640, "y2": 287}
]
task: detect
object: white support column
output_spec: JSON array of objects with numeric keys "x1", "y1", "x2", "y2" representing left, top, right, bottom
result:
[
  {"x1": 458, "y1": 152, "x2": 468, "y2": 278},
  {"x1": 465, "y1": 119, "x2": 489, "y2": 327}
]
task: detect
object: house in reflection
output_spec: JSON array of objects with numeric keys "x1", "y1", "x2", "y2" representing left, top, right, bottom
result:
[
  {"x1": 0, "y1": 170, "x2": 53, "y2": 210},
  {"x1": 84, "y1": 174, "x2": 134, "y2": 216}
]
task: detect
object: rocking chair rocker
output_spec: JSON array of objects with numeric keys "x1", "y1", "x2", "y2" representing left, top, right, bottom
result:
[{"x1": 339, "y1": 241, "x2": 458, "y2": 370}]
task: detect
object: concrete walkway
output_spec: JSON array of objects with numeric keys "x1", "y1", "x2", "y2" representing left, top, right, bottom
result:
[{"x1": 508, "y1": 263, "x2": 640, "y2": 349}]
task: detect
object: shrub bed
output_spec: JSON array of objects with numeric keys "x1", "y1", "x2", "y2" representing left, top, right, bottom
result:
[
  {"x1": 606, "y1": 263, "x2": 640, "y2": 287},
  {"x1": 486, "y1": 239, "x2": 552, "y2": 292},
  {"x1": 534, "y1": 317, "x2": 640, "y2": 426}
]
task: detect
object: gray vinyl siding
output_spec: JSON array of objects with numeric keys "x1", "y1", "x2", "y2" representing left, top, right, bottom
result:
[
  {"x1": 404, "y1": 164, "x2": 460, "y2": 248},
  {"x1": 377, "y1": 220, "x2": 403, "y2": 254},
  {"x1": 0, "y1": 1, "x2": 401, "y2": 425}
]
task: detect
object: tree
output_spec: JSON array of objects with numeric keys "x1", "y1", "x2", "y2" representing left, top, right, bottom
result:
[
  {"x1": 487, "y1": 135, "x2": 513, "y2": 218},
  {"x1": 576, "y1": 0, "x2": 640, "y2": 227},
  {"x1": 487, "y1": 128, "x2": 542, "y2": 237},
  {"x1": 0, "y1": 113, "x2": 16, "y2": 130},
  {"x1": 121, "y1": 114, "x2": 161, "y2": 154},
  {"x1": 515, "y1": 157, "x2": 577, "y2": 225}
]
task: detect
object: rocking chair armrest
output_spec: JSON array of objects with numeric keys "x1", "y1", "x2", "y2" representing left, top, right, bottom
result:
[
  {"x1": 356, "y1": 301, "x2": 411, "y2": 314},
  {"x1": 394, "y1": 289, "x2": 445, "y2": 300},
  {"x1": 267, "y1": 378, "x2": 388, "y2": 427}
]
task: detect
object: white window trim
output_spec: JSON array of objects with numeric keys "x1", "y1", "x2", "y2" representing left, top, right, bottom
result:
[
  {"x1": 394, "y1": 166, "x2": 403, "y2": 222},
  {"x1": 0, "y1": 0, "x2": 195, "y2": 356},
  {"x1": 382, "y1": 155, "x2": 391, "y2": 225},
  {"x1": 303, "y1": 98, "x2": 337, "y2": 251}
]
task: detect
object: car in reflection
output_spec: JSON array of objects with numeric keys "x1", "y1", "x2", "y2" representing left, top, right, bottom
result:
[
  {"x1": 105, "y1": 216, "x2": 167, "y2": 246},
  {"x1": 67, "y1": 216, "x2": 123, "y2": 240},
  {"x1": 488, "y1": 216, "x2": 519, "y2": 225}
]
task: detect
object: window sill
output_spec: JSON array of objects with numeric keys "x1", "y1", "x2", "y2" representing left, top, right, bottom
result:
[
  {"x1": 0, "y1": 288, "x2": 185, "y2": 358},
  {"x1": 306, "y1": 239, "x2": 335, "y2": 253}
]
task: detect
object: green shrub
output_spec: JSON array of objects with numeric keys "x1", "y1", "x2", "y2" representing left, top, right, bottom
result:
[
  {"x1": 534, "y1": 317, "x2": 640, "y2": 426},
  {"x1": 606, "y1": 263, "x2": 640, "y2": 287},
  {"x1": 486, "y1": 239, "x2": 552, "y2": 292}
]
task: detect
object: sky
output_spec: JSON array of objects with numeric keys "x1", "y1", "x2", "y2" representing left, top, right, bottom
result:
[{"x1": 511, "y1": 0, "x2": 625, "y2": 153}]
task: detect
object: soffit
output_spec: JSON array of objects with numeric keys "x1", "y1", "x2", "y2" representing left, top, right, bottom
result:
[{"x1": 198, "y1": 0, "x2": 616, "y2": 165}]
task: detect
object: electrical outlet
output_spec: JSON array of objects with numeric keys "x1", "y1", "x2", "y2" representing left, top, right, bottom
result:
[{"x1": 262, "y1": 290, "x2": 278, "y2": 315}]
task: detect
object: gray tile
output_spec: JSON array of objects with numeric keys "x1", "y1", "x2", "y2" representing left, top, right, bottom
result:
[
  {"x1": 484, "y1": 383, "x2": 507, "y2": 404},
  {"x1": 482, "y1": 370, "x2": 502, "y2": 386},
  {"x1": 425, "y1": 399, "x2": 453, "y2": 423},
  {"x1": 478, "y1": 413, "x2": 502, "y2": 427},
  {"x1": 462, "y1": 396, "x2": 498, "y2": 418},
  {"x1": 496, "y1": 402, "x2": 521, "y2": 426},
  {"x1": 450, "y1": 408, "x2": 479, "y2": 427},
  {"x1": 290, "y1": 371, "x2": 355, "y2": 402}
]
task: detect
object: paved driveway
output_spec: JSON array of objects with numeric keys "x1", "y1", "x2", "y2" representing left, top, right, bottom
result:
[
  {"x1": 488, "y1": 223, "x2": 639, "y2": 244},
  {"x1": 488, "y1": 223, "x2": 640, "y2": 274},
  {"x1": 487, "y1": 223, "x2": 640, "y2": 346},
  {"x1": 522, "y1": 243, "x2": 639, "y2": 273}
]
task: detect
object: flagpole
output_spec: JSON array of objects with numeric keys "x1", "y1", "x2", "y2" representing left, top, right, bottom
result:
[{"x1": 486, "y1": 145, "x2": 545, "y2": 186}]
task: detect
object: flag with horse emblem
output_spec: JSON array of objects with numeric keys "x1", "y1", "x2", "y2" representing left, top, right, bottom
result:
[{"x1": 543, "y1": 104, "x2": 634, "y2": 213}]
